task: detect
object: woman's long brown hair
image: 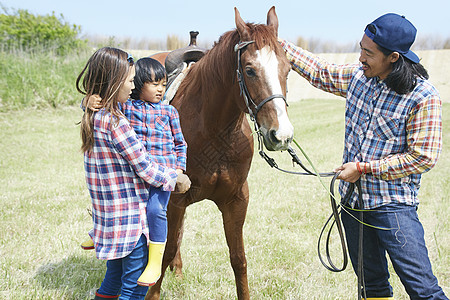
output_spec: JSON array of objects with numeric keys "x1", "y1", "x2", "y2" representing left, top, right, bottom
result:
[{"x1": 76, "y1": 47, "x2": 133, "y2": 153}]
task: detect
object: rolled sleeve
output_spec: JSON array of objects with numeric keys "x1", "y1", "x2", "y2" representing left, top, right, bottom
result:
[{"x1": 370, "y1": 95, "x2": 442, "y2": 181}]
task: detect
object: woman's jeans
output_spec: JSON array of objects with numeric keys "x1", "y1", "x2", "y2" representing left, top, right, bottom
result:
[
  {"x1": 147, "y1": 188, "x2": 171, "y2": 243},
  {"x1": 341, "y1": 203, "x2": 447, "y2": 299},
  {"x1": 97, "y1": 235, "x2": 149, "y2": 299}
]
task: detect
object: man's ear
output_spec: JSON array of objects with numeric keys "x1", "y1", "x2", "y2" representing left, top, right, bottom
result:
[{"x1": 390, "y1": 52, "x2": 400, "y2": 63}]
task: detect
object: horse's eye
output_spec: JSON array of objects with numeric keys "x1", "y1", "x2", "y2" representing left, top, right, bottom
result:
[{"x1": 245, "y1": 67, "x2": 256, "y2": 77}]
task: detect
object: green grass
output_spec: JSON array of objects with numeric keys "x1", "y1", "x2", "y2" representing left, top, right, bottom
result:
[
  {"x1": 0, "y1": 51, "x2": 89, "y2": 110},
  {"x1": 0, "y1": 100, "x2": 448, "y2": 299}
]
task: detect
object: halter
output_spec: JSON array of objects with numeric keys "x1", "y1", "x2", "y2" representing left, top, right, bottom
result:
[{"x1": 234, "y1": 41, "x2": 287, "y2": 124}]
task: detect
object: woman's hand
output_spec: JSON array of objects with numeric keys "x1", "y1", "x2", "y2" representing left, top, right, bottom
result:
[
  {"x1": 86, "y1": 94, "x2": 102, "y2": 111},
  {"x1": 174, "y1": 173, "x2": 191, "y2": 194}
]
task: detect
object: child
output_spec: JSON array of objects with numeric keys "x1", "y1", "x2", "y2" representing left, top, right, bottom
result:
[
  {"x1": 83, "y1": 57, "x2": 190, "y2": 287},
  {"x1": 77, "y1": 48, "x2": 180, "y2": 299}
]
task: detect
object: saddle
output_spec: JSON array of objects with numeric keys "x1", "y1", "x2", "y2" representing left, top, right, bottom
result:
[{"x1": 164, "y1": 31, "x2": 207, "y2": 103}]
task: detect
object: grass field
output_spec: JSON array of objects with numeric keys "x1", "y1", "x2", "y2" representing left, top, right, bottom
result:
[{"x1": 0, "y1": 100, "x2": 448, "y2": 299}]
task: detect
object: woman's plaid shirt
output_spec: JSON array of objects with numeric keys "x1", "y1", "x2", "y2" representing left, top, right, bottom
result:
[
  {"x1": 84, "y1": 109, "x2": 177, "y2": 260},
  {"x1": 281, "y1": 40, "x2": 442, "y2": 209}
]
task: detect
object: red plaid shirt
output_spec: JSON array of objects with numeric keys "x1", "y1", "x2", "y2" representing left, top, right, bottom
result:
[{"x1": 84, "y1": 109, "x2": 177, "y2": 260}]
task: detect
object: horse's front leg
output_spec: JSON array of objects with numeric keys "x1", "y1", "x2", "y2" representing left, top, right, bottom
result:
[
  {"x1": 168, "y1": 216, "x2": 184, "y2": 278},
  {"x1": 218, "y1": 181, "x2": 250, "y2": 300},
  {"x1": 145, "y1": 195, "x2": 187, "y2": 300}
]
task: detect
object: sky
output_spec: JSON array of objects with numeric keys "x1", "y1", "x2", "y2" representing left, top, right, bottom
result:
[{"x1": 2, "y1": 0, "x2": 450, "y2": 47}]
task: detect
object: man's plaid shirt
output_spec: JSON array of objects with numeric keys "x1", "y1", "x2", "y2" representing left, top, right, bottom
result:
[{"x1": 280, "y1": 40, "x2": 442, "y2": 209}]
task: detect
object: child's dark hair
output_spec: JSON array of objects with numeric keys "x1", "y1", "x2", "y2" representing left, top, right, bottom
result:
[{"x1": 131, "y1": 57, "x2": 166, "y2": 100}]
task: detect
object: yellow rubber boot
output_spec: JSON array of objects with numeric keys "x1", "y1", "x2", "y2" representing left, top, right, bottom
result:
[
  {"x1": 137, "y1": 241, "x2": 166, "y2": 286},
  {"x1": 80, "y1": 238, "x2": 95, "y2": 250}
]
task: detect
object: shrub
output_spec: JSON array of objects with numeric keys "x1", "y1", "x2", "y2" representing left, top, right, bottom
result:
[{"x1": 0, "y1": 7, "x2": 87, "y2": 55}]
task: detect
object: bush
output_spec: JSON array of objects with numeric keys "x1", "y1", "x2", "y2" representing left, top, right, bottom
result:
[{"x1": 0, "y1": 7, "x2": 87, "y2": 55}]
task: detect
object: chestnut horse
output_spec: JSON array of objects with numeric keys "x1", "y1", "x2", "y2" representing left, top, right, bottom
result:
[{"x1": 146, "y1": 7, "x2": 293, "y2": 300}]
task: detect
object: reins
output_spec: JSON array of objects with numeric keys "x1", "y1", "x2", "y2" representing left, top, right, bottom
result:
[
  {"x1": 260, "y1": 136, "x2": 367, "y2": 299},
  {"x1": 261, "y1": 138, "x2": 350, "y2": 273},
  {"x1": 234, "y1": 40, "x2": 367, "y2": 299}
]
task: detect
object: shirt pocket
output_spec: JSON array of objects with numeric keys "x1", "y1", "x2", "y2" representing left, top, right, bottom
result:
[
  {"x1": 363, "y1": 114, "x2": 403, "y2": 160},
  {"x1": 373, "y1": 114, "x2": 400, "y2": 141},
  {"x1": 155, "y1": 115, "x2": 170, "y2": 132}
]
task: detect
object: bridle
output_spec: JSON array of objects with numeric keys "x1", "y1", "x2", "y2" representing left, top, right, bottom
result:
[
  {"x1": 235, "y1": 40, "x2": 292, "y2": 164},
  {"x1": 235, "y1": 41, "x2": 368, "y2": 299},
  {"x1": 234, "y1": 41, "x2": 287, "y2": 126},
  {"x1": 234, "y1": 41, "x2": 335, "y2": 177}
]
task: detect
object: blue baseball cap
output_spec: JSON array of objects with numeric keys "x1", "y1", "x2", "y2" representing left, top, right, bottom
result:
[{"x1": 364, "y1": 13, "x2": 420, "y2": 63}]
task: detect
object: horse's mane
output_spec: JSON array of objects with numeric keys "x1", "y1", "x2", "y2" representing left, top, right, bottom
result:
[{"x1": 177, "y1": 22, "x2": 282, "y2": 99}]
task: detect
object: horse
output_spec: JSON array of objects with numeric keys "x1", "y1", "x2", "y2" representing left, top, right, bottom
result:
[
  {"x1": 146, "y1": 7, "x2": 293, "y2": 300},
  {"x1": 149, "y1": 51, "x2": 169, "y2": 66}
]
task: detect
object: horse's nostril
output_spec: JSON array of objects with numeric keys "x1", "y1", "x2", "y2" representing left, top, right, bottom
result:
[{"x1": 269, "y1": 129, "x2": 279, "y2": 143}]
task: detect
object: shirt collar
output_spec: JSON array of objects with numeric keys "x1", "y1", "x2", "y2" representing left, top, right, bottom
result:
[{"x1": 132, "y1": 99, "x2": 160, "y2": 107}]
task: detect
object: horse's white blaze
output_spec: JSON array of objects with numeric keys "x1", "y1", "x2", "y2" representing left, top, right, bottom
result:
[{"x1": 256, "y1": 47, "x2": 294, "y2": 142}]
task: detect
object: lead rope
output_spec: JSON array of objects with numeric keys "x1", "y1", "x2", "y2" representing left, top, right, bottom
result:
[
  {"x1": 356, "y1": 179, "x2": 367, "y2": 300},
  {"x1": 256, "y1": 133, "x2": 368, "y2": 299},
  {"x1": 258, "y1": 138, "x2": 348, "y2": 271}
]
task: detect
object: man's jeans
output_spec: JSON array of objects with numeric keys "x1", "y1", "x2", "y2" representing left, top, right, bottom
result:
[
  {"x1": 341, "y1": 203, "x2": 447, "y2": 299},
  {"x1": 97, "y1": 234, "x2": 149, "y2": 299}
]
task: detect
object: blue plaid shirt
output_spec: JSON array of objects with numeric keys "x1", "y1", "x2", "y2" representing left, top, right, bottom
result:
[
  {"x1": 281, "y1": 40, "x2": 442, "y2": 209},
  {"x1": 120, "y1": 99, "x2": 187, "y2": 172}
]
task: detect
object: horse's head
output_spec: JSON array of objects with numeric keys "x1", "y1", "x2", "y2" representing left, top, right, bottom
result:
[{"x1": 234, "y1": 6, "x2": 294, "y2": 151}]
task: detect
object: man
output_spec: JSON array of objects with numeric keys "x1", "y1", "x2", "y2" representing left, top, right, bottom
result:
[{"x1": 280, "y1": 13, "x2": 447, "y2": 299}]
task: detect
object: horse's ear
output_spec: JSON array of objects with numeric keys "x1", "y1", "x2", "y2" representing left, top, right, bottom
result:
[
  {"x1": 235, "y1": 7, "x2": 251, "y2": 41},
  {"x1": 266, "y1": 6, "x2": 279, "y2": 37}
]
